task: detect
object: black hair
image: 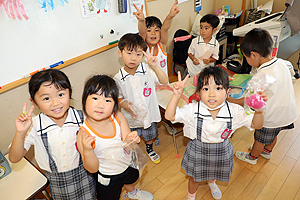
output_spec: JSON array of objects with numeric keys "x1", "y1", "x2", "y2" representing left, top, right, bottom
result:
[
  {"x1": 29, "y1": 69, "x2": 72, "y2": 103},
  {"x1": 200, "y1": 14, "x2": 220, "y2": 29},
  {"x1": 196, "y1": 66, "x2": 229, "y2": 93},
  {"x1": 145, "y1": 16, "x2": 162, "y2": 29},
  {"x1": 240, "y1": 28, "x2": 273, "y2": 57},
  {"x1": 82, "y1": 75, "x2": 119, "y2": 115},
  {"x1": 118, "y1": 33, "x2": 147, "y2": 52}
]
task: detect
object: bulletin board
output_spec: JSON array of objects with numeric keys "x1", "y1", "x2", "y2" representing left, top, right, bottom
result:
[{"x1": 0, "y1": 0, "x2": 147, "y2": 93}]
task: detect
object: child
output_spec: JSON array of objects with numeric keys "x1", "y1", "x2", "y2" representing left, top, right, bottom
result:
[
  {"x1": 184, "y1": 14, "x2": 220, "y2": 78},
  {"x1": 9, "y1": 69, "x2": 96, "y2": 200},
  {"x1": 232, "y1": 28, "x2": 298, "y2": 165},
  {"x1": 133, "y1": 2, "x2": 180, "y2": 78},
  {"x1": 165, "y1": 67, "x2": 264, "y2": 200},
  {"x1": 77, "y1": 75, "x2": 153, "y2": 200},
  {"x1": 114, "y1": 33, "x2": 168, "y2": 164}
]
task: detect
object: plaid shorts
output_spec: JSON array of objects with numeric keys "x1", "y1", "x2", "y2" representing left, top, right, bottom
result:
[
  {"x1": 130, "y1": 122, "x2": 158, "y2": 141},
  {"x1": 254, "y1": 123, "x2": 294, "y2": 144}
]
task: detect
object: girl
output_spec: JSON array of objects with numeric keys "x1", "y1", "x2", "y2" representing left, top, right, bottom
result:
[
  {"x1": 165, "y1": 67, "x2": 265, "y2": 200},
  {"x1": 77, "y1": 75, "x2": 153, "y2": 200},
  {"x1": 9, "y1": 69, "x2": 96, "y2": 199}
]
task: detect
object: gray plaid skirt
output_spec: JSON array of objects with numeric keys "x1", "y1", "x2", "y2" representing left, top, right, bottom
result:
[
  {"x1": 130, "y1": 122, "x2": 158, "y2": 141},
  {"x1": 181, "y1": 138, "x2": 233, "y2": 182},
  {"x1": 46, "y1": 162, "x2": 96, "y2": 200}
]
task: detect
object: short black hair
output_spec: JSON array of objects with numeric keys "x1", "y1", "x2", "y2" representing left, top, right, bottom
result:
[
  {"x1": 82, "y1": 75, "x2": 119, "y2": 115},
  {"x1": 196, "y1": 66, "x2": 229, "y2": 93},
  {"x1": 240, "y1": 28, "x2": 273, "y2": 57},
  {"x1": 145, "y1": 16, "x2": 162, "y2": 29},
  {"x1": 118, "y1": 33, "x2": 147, "y2": 52},
  {"x1": 200, "y1": 14, "x2": 220, "y2": 29},
  {"x1": 29, "y1": 69, "x2": 72, "y2": 103}
]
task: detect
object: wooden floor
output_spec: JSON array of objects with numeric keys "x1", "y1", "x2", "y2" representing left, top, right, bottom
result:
[{"x1": 119, "y1": 78, "x2": 300, "y2": 200}]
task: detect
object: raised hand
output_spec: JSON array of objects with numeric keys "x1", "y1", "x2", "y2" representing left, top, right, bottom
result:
[
  {"x1": 133, "y1": 3, "x2": 145, "y2": 22},
  {"x1": 79, "y1": 128, "x2": 96, "y2": 151},
  {"x1": 143, "y1": 47, "x2": 157, "y2": 69},
  {"x1": 169, "y1": 1, "x2": 180, "y2": 18},
  {"x1": 15, "y1": 102, "x2": 34, "y2": 134},
  {"x1": 173, "y1": 71, "x2": 189, "y2": 96}
]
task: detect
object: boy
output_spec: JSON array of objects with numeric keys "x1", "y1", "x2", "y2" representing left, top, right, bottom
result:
[
  {"x1": 184, "y1": 14, "x2": 220, "y2": 78},
  {"x1": 133, "y1": 2, "x2": 180, "y2": 78},
  {"x1": 114, "y1": 33, "x2": 168, "y2": 164},
  {"x1": 232, "y1": 28, "x2": 298, "y2": 165}
]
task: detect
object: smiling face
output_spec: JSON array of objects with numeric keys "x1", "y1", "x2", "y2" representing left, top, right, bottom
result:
[
  {"x1": 33, "y1": 82, "x2": 70, "y2": 124},
  {"x1": 199, "y1": 76, "x2": 227, "y2": 110},
  {"x1": 85, "y1": 91, "x2": 115, "y2": 123},
  {"x1": 145, "y1": 25, "x2": 161, "y2": 46},
  {"x1": 118, "y1": 46, "x2": 144, "y2": 73}
]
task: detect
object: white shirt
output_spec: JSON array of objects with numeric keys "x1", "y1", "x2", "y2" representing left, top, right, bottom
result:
[
  {"x1": 82, "y1": 115, "x2": 131, "y2": 175},
  {"x1": 173, "y1": 101, "x2": 254, "y2": 143},
  {"x1": 23, "y1": 108, "x2": 82, "y2": 172},
  {"x1": 114, "y1": 63, "x2": 161, "y2": 129},
  {"x1": 251, "y1": 57, "x2": 298, "y2": 128},
  {"x1": 186, "y1": 36, "x2": 219, "y2": 76}
]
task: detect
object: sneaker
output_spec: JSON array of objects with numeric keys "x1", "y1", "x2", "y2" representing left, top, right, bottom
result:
[
  {"x1": 235, "y1": 151, "x2": 257, "y2": 165},
  {"x1": 146, "y1": 149, "x2": 161, "y2": 164},
  {"x1": 249, "y1": 145, "x2": 272, "y2": 159},
  {"x1": 127, "y1": 189, "x2": 153, "y2": 200},
  {"x1": 186, "y1": 195, "x2": 195, "y2": 200},
  {"x1": 208, "y1": 182, "x2": 222, "y2": 200}
]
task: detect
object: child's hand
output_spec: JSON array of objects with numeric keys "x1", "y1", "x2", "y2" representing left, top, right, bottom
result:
[
  {"x1": 143, "y1": 47, "x2": 157, "y2": 69},
  {"x1": 203, "y1": 58, "x2": 210, "y2": 65},
  {"x1": 15, "y1": 102, "x2": 34, "y2": 135},
  {"x1": 122, "y1": 101, "x2": 138, "y2": 118},
  {"x1": 125, "y1": 131, "x2": 141, "y2": 143},
  {"x1": 79, "y1": 128, "x2": 96, "y2": 152},
  {"x1": 193, "y1": 58, "x2": 200, "y2": 65},
  {"x1": 256, "y1": 90, "x2": 268, "y2": 102},
  {"x1": 173, "y1": 71, "x2": 189, "y2": 96},
  {"x1": 169, "y1": 1, "x2": 180, "y2": 18},
  {"x1": 133, "y1": 3, "x2": 145, "y2": 22}
]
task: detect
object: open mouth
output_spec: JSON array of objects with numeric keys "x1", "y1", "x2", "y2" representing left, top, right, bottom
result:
[{"x1": 52, "y1": 107, "x2": 62, "y2": 113}]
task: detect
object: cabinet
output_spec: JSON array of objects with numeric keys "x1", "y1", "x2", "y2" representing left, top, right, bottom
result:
[{"x1": 225, "y1": 16, "x2": 240, "y2": 56}]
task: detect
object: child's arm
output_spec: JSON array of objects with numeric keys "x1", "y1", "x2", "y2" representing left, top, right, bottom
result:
[
  {"x1": 203, "y1": 57, "x2": 217, "y2": 65},
  {"x1": 9, "y1": 103, "x2": 34, "y2": 163},
  {"x1": 160, "y1": 1, "x2": 180, "y2": 47},
  {"x1": 118, "y1": 98, "x2": 138, "y2": 118},
  {"x1": 77, "y1": 128, "x2": 99, "y2": 173},
  {"x1": 251, "y1": 110, "x2": 264, "y2": 129},
  {"x1": 188, "y1": 53, "x2": 200, "y2": 65},
  {"x1": 165, "y1": 72, "x2": 189, "y2": 121},
  {"x1": 133, "y1": 4, "x2": 146, "y2": 40},
  {"x1": 117, "y1": 111, "x2": 141, "y2": 143},
  {"x1": 143, "y1": 49, "x2": 168, "y2": 84}
]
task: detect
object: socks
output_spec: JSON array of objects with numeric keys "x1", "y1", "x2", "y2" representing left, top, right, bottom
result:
[
  {"x1": 188, "y1": 191, "x2": 196, "y2": 198},
  {"x1": 146, "y1": 143, "x2": 153, "y2": 154},
  {"x1": 263, "y1": 148, "x2": 272, "y2": 153},
  {"x1": 248, "y1": 152, "x2": 257, "y2": 160},
  {"x1": 129, "y1": 188, "x2": 137, "y2": 196}
]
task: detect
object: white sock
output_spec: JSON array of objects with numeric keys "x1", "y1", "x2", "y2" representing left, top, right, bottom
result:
[
  {"x1": 129, "y1": 188, "x2": 137, "y2": 196},
  {"x1": 208, "y1": 181, "x2": 222, "y2": 199}
]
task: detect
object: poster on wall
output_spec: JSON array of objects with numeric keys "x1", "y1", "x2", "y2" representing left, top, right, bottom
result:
[
  {"x1": 195, "y1": 0, "x2": 201, "y2": 12},
  {"x1": 81, "y1": 0, "x2": 112, "y2": 18},
  {"x1": 129, "y1": 0, "x2": 145, "y2": 18}
]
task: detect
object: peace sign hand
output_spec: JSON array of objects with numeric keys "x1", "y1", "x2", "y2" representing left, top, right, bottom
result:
[
  {"x1": 79, "y1": 128, "x2": 96, "y2": 152},
  {"x1": 169, "y1": 1, "x2": 180, "y2": 18},
  {"x1": 143, "y1": 47, "x2": 157, "y2": 69},
  {"x1": 15, "y1": 102, "x2": 34, "y2": 135},
  {"x1": 133, "y1": 3, "x2": 145, "y2": 22},
  {"x1": 173, "y1": 71, "x2": 189, "y2": 96}
]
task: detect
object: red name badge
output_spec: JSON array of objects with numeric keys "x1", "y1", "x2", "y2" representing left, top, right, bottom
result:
[{"x1": 221, "y1": 128, "x2": 232, "y2": 139}]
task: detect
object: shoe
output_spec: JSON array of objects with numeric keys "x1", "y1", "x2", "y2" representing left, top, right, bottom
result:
[
  {"x1": 235, "y1": 151, "x2": 257, "y2": 165},
  {"x1": 127, "y1": 189, "x2": 153, "y2": 200},
  {"x1": 186, "y1": 195, "x2": 195, "y2": 200},
  {"x1": 147, "y1": 149, "x2": 161, "y2": 164},
  {"x1": 249, "y1": 145, "x2": 272, "y2": 159},
  {"x1": 208, "y1": 182, "x2": 222, "y2": 200}
]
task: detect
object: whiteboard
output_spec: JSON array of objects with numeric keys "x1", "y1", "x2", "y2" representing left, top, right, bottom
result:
[{"x1": 0, "y1": 0, "x2": 145, "y2": 87}]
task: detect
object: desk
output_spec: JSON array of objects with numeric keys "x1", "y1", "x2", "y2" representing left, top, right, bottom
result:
[
  {"x1": 0, "y1": 155, "x2": 50, "y2": 200},
  {"x1": 156, "y1": 78, "x2": 194, "y2": 157}
]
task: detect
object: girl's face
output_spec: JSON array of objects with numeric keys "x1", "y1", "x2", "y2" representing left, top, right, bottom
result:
[
  {"x1": 199, "y1": 76, "x2": 227, "y2": 109},
  {"x1": 145, "y1": 25, "x2": 161, "y2": 46},
  {"x1": 33, "y1": 82, "x2": 70, "y2": 124},
  {"x1": 85, "y1": 90, "x2": 115, "y2": 122}
]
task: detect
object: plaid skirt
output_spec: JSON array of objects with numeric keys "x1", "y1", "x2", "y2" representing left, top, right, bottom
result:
[
  {"x1": 46, "y1": 162, "x2": 96, "y2": 200},
  {"x1": 130, "y1": 122, "x2": 158, "y2": 141},
  {"x1": 254, "y1": 123, "x2": 294, "y2": 144},
  {"x1": 181, "y1": 138, "x2": 233, "y2": 182}
]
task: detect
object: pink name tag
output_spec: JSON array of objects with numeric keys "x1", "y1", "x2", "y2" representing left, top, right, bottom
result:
[{"x1": 221, "y1": 128, "x2": 232, "y2": 139}]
